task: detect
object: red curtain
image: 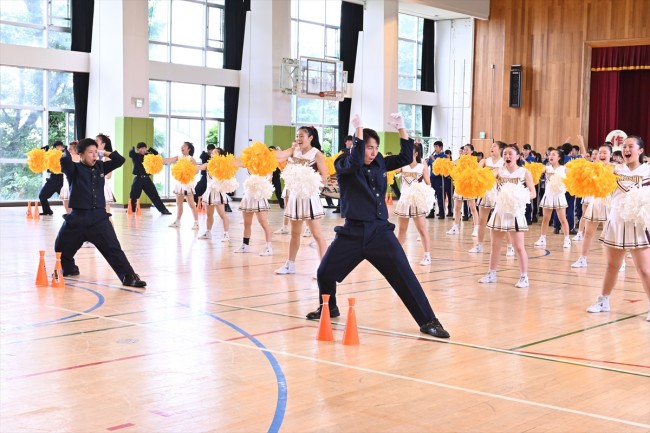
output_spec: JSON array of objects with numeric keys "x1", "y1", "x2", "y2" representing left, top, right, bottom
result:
[
  {"x1": 588, "y1": 71, "x2": 619, "y2": 148},
  {"x1": 591, "y1": 45, "x2": 650, "y2": 70},
  {"x1": 617, "y1": 70, "x2": 650, "y2": 144}
]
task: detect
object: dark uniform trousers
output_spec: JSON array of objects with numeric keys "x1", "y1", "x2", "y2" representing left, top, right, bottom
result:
[
  {"x1": 55, "y1": 208, "x2": 135, "y2": 279},
  {"x1": 554, "y1": 191, "x2": 575, "y2": 230},
  {"x1": 194, "y1": 174, "x2": 207, "y2": 204},
  {"x1": 431, "y1": 176, "x2": 444, "y2": 215},
  {"x1": 130, "y1": 175, "x2": 168, "y2": 213},
  {"x1": 316, "y1": 219, "x2": 436, "y2": 326},
  {"x1": 39, "y1": 175, "x2": 63, "y2": 214}
]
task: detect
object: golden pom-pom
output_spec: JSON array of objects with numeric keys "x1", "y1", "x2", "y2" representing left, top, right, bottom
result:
[
  {"x1": 387, "y1": 170, "x2": 396, "y2": 186},
  {"x1": 207, "y1": 154, "x2": 238, "y2": 180},
  {"x1": 44, "y1": 149, "x2": 63, "y2": 174},
  {"x1": 524, "y1": 162, "x2": 545, "y2": 185},
  {"x1": 143, "y1": 154, "x2": 164, "y2": 175},
  {"x1": 563, "y1": 161, "x2": 617, "y2": 198},
  {"x1": 26, "y1": 148, "x2": 47, "y2": 173},
  {"x1": 325, "y1": 151, "x2": 342, "y2": 176},
  {"x1": 432, "y1": 157, "x2": 453, "y2": 176},
  {"x1": 453, "y1": 166, "x2": 496, "y2": 198},
  {"x1": 171, "y1": 156, "x2": 197, "y2": 184},
  {"x1": 240, "y1": 141, "x2": 278, "y2": 176},
  {"x1": 452, "y1": 154, "x2": 479, "y2": 177}
]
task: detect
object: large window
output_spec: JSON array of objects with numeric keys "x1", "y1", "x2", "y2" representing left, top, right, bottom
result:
[
  {"x1": 149, "y1": 80, "x2": 225, "y2": 197},
  {"x1": 0, "y1": 66, "x2": 75, "y2": 201},
  {"x1": 0, "y1": 0, "x2": 72, "y2": 50},
  {"x1": 291, "y1": 0, "x2": 340, "y2": 156},
  {"x1": 398, "y1": 103, "x2": 423, "y2": 138},
  {"x1": 398, "y1": 13, "x2": 423, "y2": 91},
  {"x1": 148, "y1": 0, "x2": 225, "y2": 68}
]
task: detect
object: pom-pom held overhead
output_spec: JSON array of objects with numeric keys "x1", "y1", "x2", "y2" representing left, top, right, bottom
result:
[
  {"x1": 44, "y1": 149, "x2": 63, "y2": 174},
  {"x1": 432, "y1": 158, "x2": 453, "y2": 176},
  {"x1": 143, "y1": 154, "x2": 164, "y2": 175},
  {"x1": 495, "y1": 183, "x2": 530, "y2": 216},
  {"x1": 281, "y1": 164, "x2": 323, "y2": 199},
  {"x1": 618, "y1": 186, "x2": 650, "y2": 229},
  {"x1": 207, "y1": 154, "x2": 238, "y2": 180},
  {"x1": 524, "y1": 162, "x2": 545, "y2": 185},
  {"x1": 563, "y1": 161, "x2": 617, "y2": 198},
  {"x1": 244, "y1": 174, "x2": 274, "y2": 201},
  {"x1": 401, "y1": 182, "x2": 435, "y2": 212},
  {"x1": 452, "y1": 166, "x2": 496, "y2": 199},
  {"x1": 26, "y1": 148, "x2": 47, "y2": 173},
  {"x1": 171, "y1": 156, "x2": 197, "y2": 184},
  {"x1": 240, "y1": 141, "x2": 278, "y2": 176}
]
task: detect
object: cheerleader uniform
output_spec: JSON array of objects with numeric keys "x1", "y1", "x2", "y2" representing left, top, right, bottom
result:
[
  {"x1": 202, "y1": 173, "x2": 229, "y2": 206},
  {"x1": 487, "y1": 166, "x2": 529, "y2": 232},
  {"x1": 599, "y1": 163, "x2": 650, "y2": 249},
  {"x1": 172, "y1": 156, "x2": 197, "y2": 196},
  {"x1": 59, "y1": 176, "x2": 70, "y2": 200},
  {"x1": 284, "y1": 147, "x2": 325, "y2": 220},
  {"x1": 394, "y1": 163, "x2": 427, "y2": 218},
  {"x1": 583, "y1": 196, "x2": 609, "y2": 222},
  {"x1": 539, "y1": 165, "x2": 568, "y2": 209},
  {"x1": 239, "y1": 174, "x2": 272, "y2": 212},
  {"x1": 477, "y1": 157, "x2": 504, "y2": 208},
  {"x1": 104, "y1": 178, "x2": 115, "y2": 203}
]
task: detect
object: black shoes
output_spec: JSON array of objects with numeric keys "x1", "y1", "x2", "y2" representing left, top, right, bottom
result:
[
  {"x1": 461, "y1": 216, "x2": 470, "y2": 221},
  {"x1": 39, "y1": 211, "x2": 54, "y2": 216},
  {"x1": 63, "y1": 266, "x2": 80, "y2": 277},
  {"x1": 569, "y1": 229, "x2": 578, "y2": 235},
  {"x1": 437, "y1": 214, "x2": 446, "y2": 219},
  {"x1": 446, "y1": 213, "x2": 453, "y2": 218},
  {"x1": 225, "y1": 204, "x2": 232, "y2": 213},
  {"x1": 333, "y1": 208, "x2": 341, "y2": 214},
  {"x1": 306, "y1": 305, "x2": 340, "y2": 320},
  {"x1": 161, "y1": 210, "x2": 172, "y2": 215},
  {"x1": 122, "y1": 274, "x2": 146, "y2": 288},
  {"x1": 553, "y1": 228, "x2": 560, "y2": 234},
  {"x1": 420, "y1": 319, "x2": 450, "y2": 338}
]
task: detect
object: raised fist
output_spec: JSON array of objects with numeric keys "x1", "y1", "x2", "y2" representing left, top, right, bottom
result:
[
  {"x1": 388, "y1": 113, "x2": 405, "y2": 130},
  {"x1": 351, "y1": 114, "x2": 363, "y2": 130}
]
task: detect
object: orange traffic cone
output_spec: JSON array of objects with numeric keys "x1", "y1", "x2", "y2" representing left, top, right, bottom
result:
[
  {"x1": 33, "y1": 202, "x2": 40, "y2": 220},
  {"x1": 35, "y1": 250, "x2": 49, "y2": 287},
  {"x1": 342, "y1": 297, "x2": 359, "y2": 345},
  {"x1": 26, "y1": 201, "x2": 33, "y2": 219},
  {"x1": 316, "y1": 294, "x2": 335, "y2": 342},
  {"x1": 136, "y1": 199, "x2": 142, "y2": 216},
  {"x1": 51, "y1": 252, "x2": 65, "y2": 288}
]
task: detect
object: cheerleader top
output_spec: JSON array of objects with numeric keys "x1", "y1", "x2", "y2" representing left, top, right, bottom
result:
[
  {"x1": 611, "y1": 163, "x2": 650, "y2": 210},
  {"x1": 496, "y1": 166, "x2": 527, "y2": 190},
  {"x1": 544, "y1": 164, "x2": 565, "y2": 180},
  {"x1": 289, "y1": 147, "x2": 320, "y2": 173},
  {"x1": 399, "y1": 163, "x2": 424, "y2": 194},
  {"x1": 485, "y1": 157, "x2": 504, "y2": 169}
]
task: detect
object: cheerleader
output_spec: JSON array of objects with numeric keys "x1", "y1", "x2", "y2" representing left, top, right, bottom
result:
[
  {"x1": 168, "y1": 142, "x2": 199, "y2": 229},
  {"x1": 470, "y1": 141, "x2": 515, "y2": 256},
  {"x1": 394, "y1": 142, "x2": 432, "y2": 266},
  {"x1": 274, "y1": 126, "x2": 329, "y2": 275},
  {"x1": 534, "y1": 149, "x2": 571, "y2": 248},
  {"x1": 587, "y1": 136, "x2": 650, "y2": 321},
  {"x1": 478, "y1": 145, "x2": 536, "y2": 288},
  {"x1": 447, "y1": 144, "x2": 479, "y2": 236},
  {"x1": 234, "y1": 172, "x2": 273, "y2": 256},
  {"x1": 95, "y1": 134, "x2": 116, "y2": 222},
  {"x1": 197, "y1": 148, "x2": 230, "y2": 242}
]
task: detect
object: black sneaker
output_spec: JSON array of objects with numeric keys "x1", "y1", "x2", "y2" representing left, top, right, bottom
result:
[
  {"x1": 306, "y1": 305, "x2": 340, "y2": 320},
  {"x1": 39, "y1": 211, "x2": 54, "y2": 216},
  {"x1": 420, "y1": 319, "x2": 450, "y2": 338},
  {"x1": 569, "y1": 229, "x2": 578, "y2": 235},
  {"x1": 122, "y1": 274, "x2": 146, "y2": 288},
  {"x1": 63, "y1": 266, "x2": 80, "y2": 277},
  {"x1": 161, "y1": 210, "x2": 172, "y2": 215}
]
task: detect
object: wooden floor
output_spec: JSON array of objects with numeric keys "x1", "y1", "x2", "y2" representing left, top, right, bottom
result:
[{"x1": 1, "y1": 203, "x2": 649, "y2": 433}]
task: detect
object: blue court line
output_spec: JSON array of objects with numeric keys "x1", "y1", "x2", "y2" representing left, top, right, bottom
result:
[
  {"x1": 528, "y1": 249, "x2": 551, "y2": 259},
  {"x1": 28, "y1": 284, "x2": 105, "y2": 328}
]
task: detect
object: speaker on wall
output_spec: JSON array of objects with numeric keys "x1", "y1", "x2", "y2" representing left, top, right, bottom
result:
[{"x1": 509, "y1": 65, "x2": 522, "y2": 108}]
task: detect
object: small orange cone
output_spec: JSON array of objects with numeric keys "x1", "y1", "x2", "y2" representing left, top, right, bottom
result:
[
  {"x1": 316, "y1": 294, "x2": 335, "y2": 341},
  {"x1": 33, "y1": 202, "x2": 40, "y2": 220},
  {"x1": 51, "y1": 252, "x2": 65, "y2": 288},
  {"x1": 26, "y1": 201, "x2": 33, "y2": 219},
  {"x1": 35, "y1": 250, "x2": 49, "y2": 286},
  {"x1": 342, "y1": 297, "x2": 359, "y2": 345},
  {"x1": 136, "y1": 199, "x2": 142, "y2": 216}
]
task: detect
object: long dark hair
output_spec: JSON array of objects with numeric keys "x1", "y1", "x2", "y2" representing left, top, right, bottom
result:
[
  {"x1": 183, "y1": 141, "x2": 195, "y2": 156},
  {"x1": 96, "y1": 134, "x2": 112, "y2": 152},
  {"x1": 626, "y1": 135, "x2": 645, "y2": 163},
  {"x1": 298, "y1": 126, "x2": 321, "y2": 150},
  {"x1": 414, "y1": 142, "x2": 423, "y2": 163}
]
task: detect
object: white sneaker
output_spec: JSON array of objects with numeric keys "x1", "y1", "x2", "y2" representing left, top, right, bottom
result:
[
  {"x1": 259, "y1": 245, "x2": 273, "y2": 256},
  {"x1": 571, "y1": 256, "x2": 588, "y2": 268},
  {"x1": 275, "y1": 261, "x2": 296, "y2": 274},
  {"x1": 168, "y1": 220, "x2": 180, "y2": 228},
  {"x1": 302, "y1": 227, "x2": 312, "y2": 237},
  {"x1": 573, "y1": 231, "x2": 584, "y2": 241},
  {"x1": 198, "y1": 231, "x2": 211, "y2": 240},
  {"x1": 416, "y1": 236, "x2": 421, "y2": 242},
  {"x1": 646, "y1": 309, "x2": 650, "y2": 322},
  {"x1": 274, "y1": 226, "x2": 289, "y2": 235},
  {"x1": 192, "y1": 221, "x2": 199, "y2": 230},
  {"x1": 478, "y1": 271, "x2": 497, "y2": 284},
  {"x1": 563, "y1": 237, "x2": 571, "y2": 248},
  {"x1": 468, "y1": 244, "x2": 483, "y2": 253},
  {"x1": 447, "y1": 225, "x2": 459, "y2": 235},
  {"x1": 586, "y1": 295, "x2": 610, "y2": 313},
  {"x1": 420, "y1": 255, "x2": 431, "y2": 266},
  {"x1": 619, "y1": 261, "x2": 626, "y2": 272},
  {"x1": 472, "y1": 226, "x2": 479, "y2": 237},
  {"x1": 515, "y1": 275, "x2": 529, "y2": 288},
  {"x1": 534, "y1": 236, "x2": 546, "y2": 247},
  {"x1": 221, "y1": 232, "x2": 230, "y2": 243},
  {"x1": 233, "y1": 244, "x2": 250, "y2": 253},
  {"x1": 506, "y1": 244, "x2": 515, "y2": 257}
]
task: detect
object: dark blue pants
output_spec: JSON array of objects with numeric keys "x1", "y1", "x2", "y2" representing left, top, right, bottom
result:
[
  {"x1": 194, "y1": 174, "x2": 208, "y2": 204},
  {"x1": 39, "y1": 175, "x2": 63, "y2": 214},
  {"x1": 316, "y1": 219, "x2": 438, "y2": 326},
  {"x1": 443, "y1": 177, "x2": 453, "y2": 214},
  {"x1": 554, "y1": 192, "x2": 575, "y2": 230},
  {"x1": 54, "y1": 208, "x2": 135, "y2": 280},
  {"x1": 432, "y1": 176, "x2": 444, "y2": 215},
  {"x1": 130, "y1": 176, "x2": 168, "y2": 213}
]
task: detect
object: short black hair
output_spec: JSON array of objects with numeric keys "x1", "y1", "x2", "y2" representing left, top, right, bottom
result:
[
  {"x1": 77, "y1": 138, "x2": 97, "y2": 154},
  {"x1": 344, "y1": 135, "x2": 354, "y2": 142},
  {"x1": 207, "y1": 144, "x2": 216, "y2": 151},
  {"x1": 464, "y1": 143, "x2": 474, "y2": 151},
  {"x1": 433, "y1": 140, "x2": 443, "y2": 148},
  {"x1": 363, "y1": 128, "x2": 380, "y2": 145},
  {"x1": 572, "y1": 145, "x2": 580, "y2": 152},
  {"x1": 136, "y1": 142, "x2": 147, "y2": 149},
  {"x1": 52, "y1": 140, "x2": 64, "y2": 148},
  {"x1": 523, "y1": 143, "x2": 532, "y2": 150}
]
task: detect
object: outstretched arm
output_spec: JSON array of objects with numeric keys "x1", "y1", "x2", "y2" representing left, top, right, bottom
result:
[{"x1": 335, "y1": 114, "x2": 364, "y2": 173}]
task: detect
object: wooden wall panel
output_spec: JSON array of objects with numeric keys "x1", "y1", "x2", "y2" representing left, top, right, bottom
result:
[{"x1": 471, "y1": 0, "x2": 650, "y2": 150}]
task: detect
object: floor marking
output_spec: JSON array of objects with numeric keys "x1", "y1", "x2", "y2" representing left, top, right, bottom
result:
[
  {"x1": 517, "y1": 350, "x2": 650, "y2": 369},
  {"x1": 106, "y1": 422, "x2": 134, "y2": 431}
]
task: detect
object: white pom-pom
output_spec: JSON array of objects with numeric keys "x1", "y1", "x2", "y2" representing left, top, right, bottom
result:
[
  {"x1": 401, "y1": 182, "x2": 435, "y2": 212},
  {"x1": 619, "y1": 186, "x2": 650, "y2": 228},
  {"x1": 217, "y1": 177, "x2": 239, "y2": 194},
  {"x1": 547, "y1": 171, "x2": 567, "y2": 194},
  {"x1": 244, "y1": 175, "x2": 274, "y2": 201},
  {"x1": 281, "y1": 164, "x2": 323, "y2": 199},
  {"x1": 483, "y1": 188, "x2": 497, "y2": 204},
  {"x1": 495, "y1": 183, "x2": 529, "y2": 216}
]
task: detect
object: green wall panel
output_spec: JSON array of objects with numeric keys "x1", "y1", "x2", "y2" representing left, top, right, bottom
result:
[
  {"x1": 264, "y1": 125, "x2": 296, "y2": 150},
  {"x1": 113, "y1": 117, "x2": 154, "y2": 206}
]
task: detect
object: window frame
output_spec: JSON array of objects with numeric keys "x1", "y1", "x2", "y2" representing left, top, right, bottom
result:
[{"x1": 0, "y1": 0, "x2": 72, "y2": 49}]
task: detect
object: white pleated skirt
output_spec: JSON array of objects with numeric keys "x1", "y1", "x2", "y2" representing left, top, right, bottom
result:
[
  {"x1": 59, "y1": 178, "x2": 69, "y2": 200},
  {"x1": 104, "y1": 183, "x2": 115, "y2": 203},
  {"x1": 599, "y1": 211, "x2": 650, "y2": 249},
  {"x1": 476, "y1": 190, "x2": 497, "y2": 209},
  {"x1": 284, "y1": 193, "x2": 324, "y2": 220},
  {"x1": 540, "y1": 192, "x2": 567, "y2": 209},
  {"x1": 583, "y1": 198, "x2": 609, "y2": 222},
  {"x1": 239, "y1": 195, "x2": 270, "y2": 212},
  {"x1": 202, "y1": 189, "x2": 229, "y2": 206},
  {"x1": 453, "y1": 193, "x2": 478, "y2": 201},
  {"x1": 487, "y1": 209, "x2": 528, "y2": 232},
  {"x1": 173, "y1": 182, "x2": 196, "y2": 196},
  {"x1": 394, "y1": 200, "x2": 428, "y2": 218}
]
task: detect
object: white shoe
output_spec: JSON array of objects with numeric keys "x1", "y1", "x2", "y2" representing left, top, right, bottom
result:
[
  {"x1": 221, "y1": 232, "x2": 230, "y2": 243},
  {"x1": 233, "y1": 244, "x2": 250, "y2": 253},
  {"x1": 586, "y1": 295, "x2": 610, "y2": 313},
  {"x1": 420, "y1": 255, "x2": 431, "y2": 266},
  {"x1": 506, "y1": 245, "x2": 515, "y2": 257},
  {"x1": 416, "y1": 236, "x2": 421, "y2": 242},
  {"x1": 534, "y1": 236, "x2": 546, "y2": 247},
  {"x1": 472, "y1": 226, "x2": 479, "y2": 237},
  {"x1": 259, "y1": 245, "x2": 273, "y2": 256},
  {"x1": 302, "y1": 227, "x2": 312, "y2": 237},
  {"x1": 468, "y1": 244, "x2": 483, "y2": 253},
  {"x1": 275, "y1": 261, "x2": 296, "y2": 274},
  {"x1": 447, "y1": 225, "x2": 459, "y2": 235},
  {"x1": 192, "y1": 221, "x2": 199, "y2": 230},
  {"x1": 168, "y1": 220, "x2": 180, "y2": 228},
  {"x1": 573, "y1": 231, "x2": 584, "y2": 241},
  {"x1": 515, "y1": 275, "x2": 529, "y2": 288},
  {"x1": 646, "y1": 306, "x2": 650, "y2": 322},
  {"x1": 198, "y1": 231, "x2": 211, "y2": 240},
  {"x1": 274, "y1": 226, "x2": 289, "y2": 235},
  {"x1": 619, "y1": 261, "x2": 626, "y2": 272},
  {"x1": 571, "y1": 256, "x2": 588, "y2": 268},
  {"x1": 563, "y1": 237, "x2": 571, "y2": 248},
  {"x1": 478, "y1": 271, "x2": 497, "y2": 284}
]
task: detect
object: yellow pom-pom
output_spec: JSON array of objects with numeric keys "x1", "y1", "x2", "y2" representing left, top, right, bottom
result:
[
  {"x1": 143, "y1": 154, "x2": 164, "y2": 175},
  {"x1": 387, "y1": 170, "x2": 396, "y2": 186},
  {"x1": 207, "y1": 154, "x2": 238, "y2": 180},
  {"x1": 325, "y1": 151, "x2": 342, "y2": 176},
  {"x1": 564, "y1": 161, "x2": 617, "y2": 198},
  {"x1": 171, "y1": 156, "x2": 197, "y2": 184},
  {"x1": 453, "y1": 166, "x2": 496, "y2": 198},
  {"x1": 44, "y1": 149, "x2": 63, "y2": 174},
  {"x1": 240, "y1": 141, "x2": 278, "y2": 176},
  {"x1": 432, "y1": 157, "x2": 453, "y2": 176},
  {"x1": 26, "y1": 148, "x2": 47, "y2": 173},
  {"x1": 524, "y1": 162, "x2": 545, "y2": 185}
]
